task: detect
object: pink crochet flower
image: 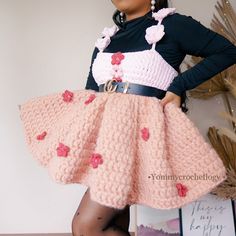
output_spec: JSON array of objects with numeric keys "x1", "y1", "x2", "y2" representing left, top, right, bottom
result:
[
  {"x1": 84, "y1": 94, "x2": 96, "y2": 105},
  {"x1": 95, "y1": 25, "x2": 119, "y2": 51},
  {"x1": 141, "y1": 127, "x2": 150, "y2": 141},
  {"x1": 56, "y1": 142, "x2": 70, "y2": 157},
  {"x1": 111, "y1": 52, "x2": 125, "y2": 65},
  {"x1": 62, "y1": 90, "x2": 74, "y2": 102},
  {"x1": 36, "y1": 131, "x2": 47, "y2": 140},
  {"x1": 152, "y1": 7, "x2": 176, "y2": 21},
  {"x1": 90, "y1": 153, "x2": 103, "y2": 168},
  {"x1": 112, "y1": 64, "x2": 119, "y2": 71},
  {"x1": 145, "y1": 24, "x2": 165, "y2": 45},
  {"x1": 176, "y1": 183, "x2": 188, "y2": 197},
  {"x1": 101, "y1": 25, "x2": 119, "y2": 37},
  {"x1": 111, "y1": 67, "x2": 123, "y2": 78},
  {"x1": 95, "y1": 36, "x2": 111, "y2": 52}
]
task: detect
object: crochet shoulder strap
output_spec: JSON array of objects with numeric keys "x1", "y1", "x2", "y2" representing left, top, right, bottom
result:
[
  {"x1": 95, "y1": 7, "x2": 176, "y2": 52},
  {"x1": 145, "y1": 7, "x2": 176, "y2": 50}
]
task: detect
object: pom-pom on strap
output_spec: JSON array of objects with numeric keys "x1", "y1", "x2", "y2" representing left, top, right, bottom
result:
[
  {"x1": 95, "y1": 25, "x2": 119, "y2": 52},
  {"x1": 145, "y1": 8, "x2": 176, "y2": 48},
  {"x1": 152, "y1": 7, "x2": 176, "y2": 23}
]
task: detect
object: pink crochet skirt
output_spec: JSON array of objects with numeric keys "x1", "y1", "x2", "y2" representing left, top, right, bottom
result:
[{"x1": 19, "y1": 88, "x2": 227, "y2": 210}]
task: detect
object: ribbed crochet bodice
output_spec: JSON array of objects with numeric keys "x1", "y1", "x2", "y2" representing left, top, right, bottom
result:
[{"x1": 92, "y1": 8, "x2": 179, "y2": 91}]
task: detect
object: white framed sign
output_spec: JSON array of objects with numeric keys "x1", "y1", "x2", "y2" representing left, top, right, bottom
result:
[
  {"x1": 179, "y1": 193, "x2": 236, "y2": 236},
  {"x1": 136, "y1": 204, "x2": 181, "y2": 235}
]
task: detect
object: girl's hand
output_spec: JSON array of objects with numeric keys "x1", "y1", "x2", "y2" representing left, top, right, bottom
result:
[{"x1": 159, "y1": 91, "x2": 181, "y2": 108}]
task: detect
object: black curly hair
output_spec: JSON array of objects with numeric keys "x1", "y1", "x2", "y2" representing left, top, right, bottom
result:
[{"x1": 112, "y1": 0, "x2": 189, "y2": 113}]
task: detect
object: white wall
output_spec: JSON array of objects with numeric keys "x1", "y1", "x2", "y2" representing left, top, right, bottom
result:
[{"x1": 0, "y1": 0, "x2": 235, "y2": 233}]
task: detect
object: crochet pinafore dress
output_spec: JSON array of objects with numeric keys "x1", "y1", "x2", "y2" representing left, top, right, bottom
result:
[{"x1": 19, "y1": 8, "x2": 227, "y2": 210}]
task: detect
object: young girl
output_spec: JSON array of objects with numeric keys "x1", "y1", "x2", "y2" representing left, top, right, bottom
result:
[{"x1": 19, "y1": 0, "x2": 236, "y2": 235}]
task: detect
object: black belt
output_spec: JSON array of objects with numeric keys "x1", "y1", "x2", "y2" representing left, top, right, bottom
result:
[{"x1": 98, "y1": 79, "x2": 166, "y2": 99}]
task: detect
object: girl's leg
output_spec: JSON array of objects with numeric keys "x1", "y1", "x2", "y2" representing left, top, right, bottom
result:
[
  {"x1": 71, "y1": 188, "x2": 131, "y2": 236},
  {"x1": 108, "y1": 204, "x2": 130, "y2": 232}
]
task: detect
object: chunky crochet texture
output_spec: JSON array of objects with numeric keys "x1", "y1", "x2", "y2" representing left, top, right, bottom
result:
[
  {"x1": 19, "y1": 89, "x2": 226, "y2": 210},
  {"x1": 19, "y1": 8, "x2": 227, "y2": 210}
]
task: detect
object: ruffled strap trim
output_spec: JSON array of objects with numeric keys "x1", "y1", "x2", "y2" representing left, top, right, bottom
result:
[
  {"x1": 145, "y1": 8, "x2": 176, "y2": 48},
  {"x1": 95, "y1": 25, "x2": 119, "y2": 52}
]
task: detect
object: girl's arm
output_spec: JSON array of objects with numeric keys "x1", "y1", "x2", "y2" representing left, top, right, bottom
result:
[{"x1": 166, "y1": 12, "x2": 236, "y2": 96}]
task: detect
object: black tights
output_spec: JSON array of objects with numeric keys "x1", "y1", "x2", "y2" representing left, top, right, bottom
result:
[{"x1": 71, "y1": 188, "x2": 131, "y2": 236}]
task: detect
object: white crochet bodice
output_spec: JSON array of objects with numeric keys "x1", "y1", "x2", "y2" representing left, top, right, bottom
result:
[{"x1": 92, "y1": 8, "x2": 179, "y2": 91}]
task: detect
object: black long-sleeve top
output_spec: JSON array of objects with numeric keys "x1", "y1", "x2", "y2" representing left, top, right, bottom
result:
[{"x1": 85, "y1": 9, "x2": 236, "y2": 97}]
